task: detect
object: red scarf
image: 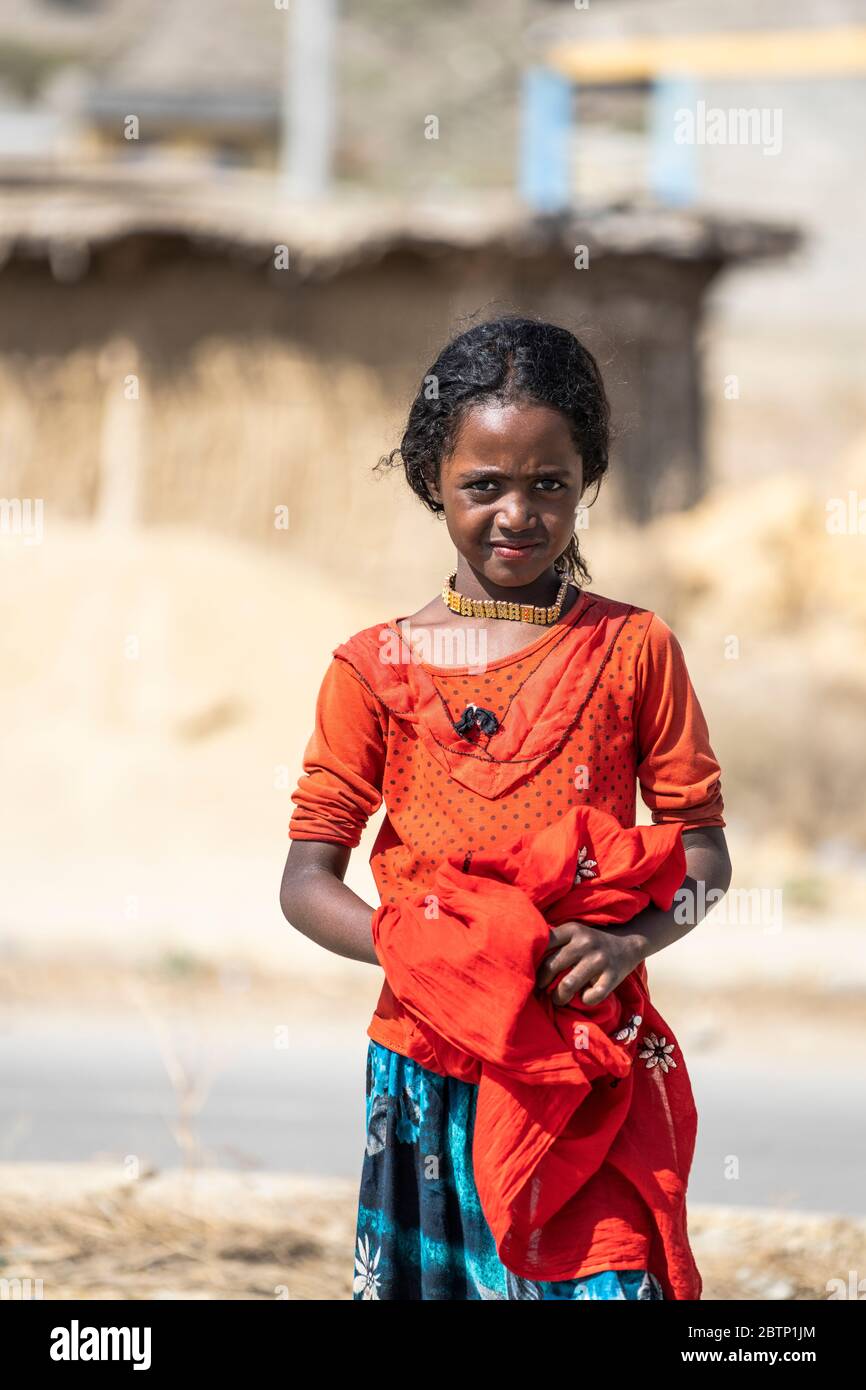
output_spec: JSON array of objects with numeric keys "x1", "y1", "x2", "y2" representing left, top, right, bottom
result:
[{"x1": 370, "y1": 804, "x2": 703, "y2": 1300}]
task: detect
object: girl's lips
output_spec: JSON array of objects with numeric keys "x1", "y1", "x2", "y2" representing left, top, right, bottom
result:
[{"x1": 490, "y1": 542, "x2": 542, "y2": 560}]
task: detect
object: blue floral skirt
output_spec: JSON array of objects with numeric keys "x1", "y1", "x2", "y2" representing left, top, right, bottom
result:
[{"x1": 353, "y1": 1039, "x2": 665, "y2": 1301}]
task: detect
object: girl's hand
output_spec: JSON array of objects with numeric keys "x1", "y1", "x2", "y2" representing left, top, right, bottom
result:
[{"x1": 535, "y1": 920, "x2": 643, "y2": 1007}]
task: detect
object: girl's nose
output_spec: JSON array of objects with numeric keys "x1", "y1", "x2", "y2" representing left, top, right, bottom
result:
[{"x1": 495, "y1": 503, "x2": 538, "y2": 532}]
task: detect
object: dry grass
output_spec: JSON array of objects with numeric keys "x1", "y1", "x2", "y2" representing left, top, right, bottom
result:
[
  {"x1": 0, "y1": 1166, "x2": 358, "y2": 1301},
  {"x1": 1, "y1": 1163, "x2": 861, "y2": 1301}
]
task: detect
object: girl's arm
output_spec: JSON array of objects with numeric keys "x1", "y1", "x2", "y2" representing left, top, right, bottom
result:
[
  {"x1": 280, "y1": 839, "x2": 379, "y2": 966},
  {"x1": 282, "y1": 655, "x2": 387, "y2": 965},
  {"x1": 630, "y1": 611, "x2": 733, "y2": 958},
  {"x1": 539, "y1": 609, "x2": 733, "y2": 1004},
  {"x1": 607, "y1": 824, "x2": 732, "y2": 963},
  {"x1": 536, "y1": 826, "x2": 732, "y2": 1004}
]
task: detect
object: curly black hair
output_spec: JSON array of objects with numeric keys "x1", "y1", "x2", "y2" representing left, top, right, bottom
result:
[{"x1": 374, "y1": 314, "x2": 611, "y2": 587}]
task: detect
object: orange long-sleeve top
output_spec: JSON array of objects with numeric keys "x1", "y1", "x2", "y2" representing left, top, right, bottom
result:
[{"x1": 288, "y1": 588, "x2": 725, "y2": 1286}]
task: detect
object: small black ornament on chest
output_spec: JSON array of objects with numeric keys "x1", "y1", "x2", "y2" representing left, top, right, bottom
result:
[{"x1": 453, "y1": 702, "x2": 499, "y2": 738}]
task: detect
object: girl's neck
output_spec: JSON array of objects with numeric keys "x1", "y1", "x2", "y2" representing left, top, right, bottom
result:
[{"x1": 452, "y1": 558, "x2": 567, "y2": 609}]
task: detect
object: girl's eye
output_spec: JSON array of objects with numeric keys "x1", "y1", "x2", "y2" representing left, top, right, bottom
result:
[{"x1": 464, "y1": 478, "x2": 566, "y2": 493}]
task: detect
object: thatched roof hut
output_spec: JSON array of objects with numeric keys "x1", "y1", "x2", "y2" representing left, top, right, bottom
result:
[{"x1": 0, "y1": 166, "x2": 798, "y2": 584}]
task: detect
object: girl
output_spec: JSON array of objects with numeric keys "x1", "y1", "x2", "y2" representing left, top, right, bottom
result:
[{"x1": 280, "y1": 315, "x2": 732, "y2": 1301}]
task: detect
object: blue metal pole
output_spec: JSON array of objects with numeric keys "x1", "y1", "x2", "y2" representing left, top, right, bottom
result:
[
  {"x1": 649, "y1": 74, "x2": 699, "y2": 206},
  {"x1": 518, "y1": 66, "x2": 574, "y2": 213}
]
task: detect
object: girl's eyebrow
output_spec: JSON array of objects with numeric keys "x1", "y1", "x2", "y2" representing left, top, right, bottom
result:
[{"x1": 455, "y1": 463, "x2": 574, "y2": 478}]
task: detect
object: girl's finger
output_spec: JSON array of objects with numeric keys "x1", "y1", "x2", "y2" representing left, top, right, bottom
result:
[
  {"x1": 544, "y1": 922, "x2": 574, "y2": 953},
  {"x1": 550, "y1": 957, "x2": 605, "y2": 1006},
  {"x1": 536, "y1": 941, "x2": 585, "y2": 986},
  {"x1": 579, "y1": 971, "x2": 614, "y2": 1005}
]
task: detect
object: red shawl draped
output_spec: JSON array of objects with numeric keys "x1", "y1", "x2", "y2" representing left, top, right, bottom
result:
[{"x1": 370, "y1": 803, "x2": 702, "y2": 1300}]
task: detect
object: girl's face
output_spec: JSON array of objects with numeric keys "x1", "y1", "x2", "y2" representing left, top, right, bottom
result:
[{"x1": 429, "y1": 400, "x2": 584, "y2": 588}]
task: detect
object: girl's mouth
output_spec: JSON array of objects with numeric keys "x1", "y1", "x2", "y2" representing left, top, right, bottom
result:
[{"x1": 490, "y1": 542, "x2": 542, "y2": 561}]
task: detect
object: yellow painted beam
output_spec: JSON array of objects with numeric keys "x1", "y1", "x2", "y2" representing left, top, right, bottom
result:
[{"x1": 547, "y1": 26, "x2": 866, "y2": 82}]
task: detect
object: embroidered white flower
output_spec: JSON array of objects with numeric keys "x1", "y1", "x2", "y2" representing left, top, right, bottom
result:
[
  {"x1": 574, "y1": 846, "x2": 598, "y2": 883},
  {"x1": 638, "y1": 1032, "x2": 677, "y2": 1073},
  {"x1": 613, "y1": 1013, "x2": 642, "y2": 1044},
  {"x1": 353, "y1": 1232, "x2": 382, "y2": 1299}
]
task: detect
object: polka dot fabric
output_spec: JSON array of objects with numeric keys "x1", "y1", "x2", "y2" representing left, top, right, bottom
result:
[
  {"x1": 289, "y1": 591, "x2": 725, "y2": 941},
  {"x1": 375, "y1": 643, "x2": 637, "y2": 894}
]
